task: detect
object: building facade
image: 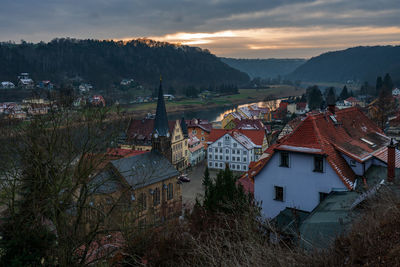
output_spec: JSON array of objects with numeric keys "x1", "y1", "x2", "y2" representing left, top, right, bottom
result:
[
  {"x1": 207, "y1": 129, "x2": 267, "y2": 172},
  {"x1": 243, "y1": 107, "x2": 399, "y2": 218}
]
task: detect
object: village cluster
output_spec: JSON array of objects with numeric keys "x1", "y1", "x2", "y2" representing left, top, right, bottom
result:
[{"x1": 3, "y1": 75, "x2": 400, "y2": 251}]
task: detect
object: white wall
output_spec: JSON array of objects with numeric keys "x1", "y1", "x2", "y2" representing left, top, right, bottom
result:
[
  {"x1": 254, "y1": 151, "x2": 348, "y2": 218},
  {"x1": 207, "y1": 134, "x2": 254, "y2": 171}
]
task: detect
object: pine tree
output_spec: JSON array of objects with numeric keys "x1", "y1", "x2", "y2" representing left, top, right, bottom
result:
[
  {"x1": 339, "y1": 85, "x2": 349, "y2": 100},
  {"x1": 307, "y1": 85, "x2": 323, "y2": 110},
  {"x1": 326, "y1": 87, "x2": 336, "y2": 105},
  {"x1": 383, "y1": 73, "x2": 394, "y2": 92}
]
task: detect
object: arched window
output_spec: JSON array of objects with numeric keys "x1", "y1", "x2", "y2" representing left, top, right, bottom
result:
[{"x1": 153, "y1": 188, "x2": 160, "y2": 206}]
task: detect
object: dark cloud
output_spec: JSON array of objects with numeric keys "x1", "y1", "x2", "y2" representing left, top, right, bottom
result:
[{"x1": 1, "y1": 0, "x2": 399, "y2": 57}]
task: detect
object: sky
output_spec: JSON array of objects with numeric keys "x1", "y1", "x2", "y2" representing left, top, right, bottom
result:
[{"x1": 1, "y1": 0, "x2": 400, "y2": 58}]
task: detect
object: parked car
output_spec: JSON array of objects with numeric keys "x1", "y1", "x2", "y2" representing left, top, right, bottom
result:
[{"x1": 178, "y1": 174, "x2": 190, "y2": 183}]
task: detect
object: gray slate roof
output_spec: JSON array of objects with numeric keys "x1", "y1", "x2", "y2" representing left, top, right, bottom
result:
[
  {"x1": 90, "y1": 151, "x2": 179, "y2": 194},
  {"x1": 153, "y1": 80, "x2": 170, "y2": 137},
  {"x1": 110, "y1": 150, "x2": 179, "y2": 189}
]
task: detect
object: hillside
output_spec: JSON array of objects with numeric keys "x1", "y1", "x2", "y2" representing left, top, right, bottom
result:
[
  {"x1": 0, "y1": 38, "x2": 249, "y2": 90},
  {"x1": 287, "y1": 45, "x2": 400, "y2": 84},
  {"x1": 220, "y1": 57, "x2": 306, "y2": 79}
]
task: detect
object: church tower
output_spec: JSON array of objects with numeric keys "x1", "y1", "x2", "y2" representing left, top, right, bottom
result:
[{"x1": 151, "y1": 77, "x2": 172, "y2": 162}]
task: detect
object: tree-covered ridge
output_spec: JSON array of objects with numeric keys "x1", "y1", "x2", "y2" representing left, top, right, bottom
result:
[
  {"x1": 0, "y1": 38, "x2": 249, "y2": 90},
  {"x1": 220, "y1": 57, "x2": 306, "y2": 79},
  {"x1": 287, "y1": 45, "x2": 400, "y2": 84}
]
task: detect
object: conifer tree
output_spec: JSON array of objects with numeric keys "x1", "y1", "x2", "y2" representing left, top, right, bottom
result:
[{"x1": 339, "y1": 85, "x2": 349, "y2": 100}]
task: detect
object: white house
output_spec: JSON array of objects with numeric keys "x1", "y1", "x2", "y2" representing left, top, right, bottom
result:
[
  {"x1": 207, "y1": 129, "x2": 267, "y2": 172},
  {"x1": 1, "y1": 81, "x2": 15, "y2": 89},
  {"x1": 188, "y1": 134, "x2": 205, "y2": 166},
  {"x1": 241, "y1": 107, "x2": 400, "y2": 218}
]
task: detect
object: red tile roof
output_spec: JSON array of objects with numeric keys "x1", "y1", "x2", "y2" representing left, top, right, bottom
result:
[
  {"x1": 344, "y1": 97, "x2": 359, "y2": 103},
  {"x1": 126, "y1": 119, "x2": 180, "y2": 145},
  {"x1": 232, "y1": 118, "x2": 265, "y2": 130},
  {"x1": 186, "y1": 118, "x2": 212, "y2": 132},
  {"x1": 208, "y1": 129, "x2": 265, "y2": 146},
  {"x1": 296, "y1": 102, "x2": 307, "y2": 110},
  {"x1": 243, "y1": 107, "x2": 390, "y2": 190}
]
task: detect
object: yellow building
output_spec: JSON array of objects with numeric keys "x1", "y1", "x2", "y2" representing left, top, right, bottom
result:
[
  {"x1": 169, "y1": 119, "x2": 189, "y2": 171},
  {"x1": 86, "y1": 151, "x2": 182, "y2": 230}
]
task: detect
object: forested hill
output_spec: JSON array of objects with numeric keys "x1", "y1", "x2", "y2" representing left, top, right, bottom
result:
[
  {"x1": 0, "y1": 38, "x2": 249, "y2": 89},
  {"x1": 220, "y1": 57, "x2": 306, "y2": 79},
  {"x1": 287, "y1": 46, "x2": 400, "y2": 84}
]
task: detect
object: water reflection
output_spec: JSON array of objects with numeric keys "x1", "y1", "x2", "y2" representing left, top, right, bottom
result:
[{"x1": 169, "y1": 98, "x2": 287, "y2": 122}]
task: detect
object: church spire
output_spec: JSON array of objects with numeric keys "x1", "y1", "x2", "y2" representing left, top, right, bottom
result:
[{"x1": 153, "y1": 76, "x2": 169, "y2": 137}]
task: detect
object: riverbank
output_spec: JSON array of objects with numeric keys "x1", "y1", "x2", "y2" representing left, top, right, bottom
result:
[{"x1": 122, "y1": 85, "x2": 305, "y2": 119}]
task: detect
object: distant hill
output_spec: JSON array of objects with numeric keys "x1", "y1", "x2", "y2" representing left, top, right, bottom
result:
[
  {"x1": 0, "y1": 38, "x2": 249, "y2": 90},
  {"x1": 287, "y1": 46, "x2": 400, "y2": 84},
  {"x1": 220, "y1": 58, "x2": 306, "y2": 79}
]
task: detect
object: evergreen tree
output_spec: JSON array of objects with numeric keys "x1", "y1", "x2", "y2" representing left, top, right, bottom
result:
[
  {"x1": 201, "y1": 166, "x2": 254, "y2": 214},
  {"x1": 307, "y1": 85, "x2": 323, "y2": 110},
  {"x1": 339, "y1": 85, "x2": 349, "y2": 100},
  {"x1": 376, "y1": 76, "x2": 383, "y2": 96},
  {"x1": 326, "y1": 87, "x2": 336, "y2": 106},
  {"x1": 383, "y1": 73, "x2": 394, "y2": 92}
]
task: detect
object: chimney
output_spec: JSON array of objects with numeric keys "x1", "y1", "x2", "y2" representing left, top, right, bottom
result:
[{"x1": 387, "y1": 138, "x2": 395, "y2": 182}]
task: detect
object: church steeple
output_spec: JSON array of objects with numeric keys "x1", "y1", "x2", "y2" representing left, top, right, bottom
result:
[
  {"x1": 153, "y1": 76, "x2": 169, "y2": 137},
  {"x1": 152, "y1": 76, "x2": 172, "y2": 162}
]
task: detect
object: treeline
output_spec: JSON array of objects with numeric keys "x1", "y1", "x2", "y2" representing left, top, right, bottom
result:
[
  {"x1": 0, "y1": 38, "x2": 249, "y2": 91},
  {"x1": 287, "y1": 45, "x2": 400, "y2": 84}
]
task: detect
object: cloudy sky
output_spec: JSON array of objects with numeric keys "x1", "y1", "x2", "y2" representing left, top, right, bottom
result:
[{"x1": 1, "y1": 0, "x2": 400, "y2": 58}]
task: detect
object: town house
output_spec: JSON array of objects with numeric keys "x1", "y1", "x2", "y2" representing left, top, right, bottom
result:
[
  {"x1": 243, "y1": 107, "x2": 400, "y2": 218},
  {"x1": 207, "y1": 129, "x2": 267, "y2": 172}
]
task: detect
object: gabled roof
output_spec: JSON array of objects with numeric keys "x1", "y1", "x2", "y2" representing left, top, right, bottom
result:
[
  {"x1": 232, "y1": 118, "x2": 265, "y2": 130},
  {"x1": 127, "y1": 119, "x2": 181, "y2": 145},
  {"x1": 208, "y1": 128, "x2": 265, "y2": 147},
  {"x1": 111, "y1": 150, "x2": 179, "y2": 189},
  {"x1": 344, "y1": 97, "x2": 359, "y2": 103},
  {"x1": 186, "y1": 118, "x2": 212, "y2": 132},
  {"x1": 245, "y1": 107, "x2": 389, "y2": 190}
]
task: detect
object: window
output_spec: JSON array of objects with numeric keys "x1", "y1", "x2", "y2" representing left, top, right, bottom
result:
[
  {"x1": 167, "y1": 183, "x2": 174, "y2": 200},
  {"x1": 201, "y1": 137, "x2": 205, "y2": 141},
  {"x1": 226, "y1": 149, "x2": 229, "y2": 153},
  {"x1": 219, "y1": 148, "x2": 222, "y2": 153},
  {"x1": 219, "y1": 163, "x2": 223, "y2": 168},
  {"x1": 208, "y1": 148, "x2": 212, "y2": 152},
  {"x1": 243, "y1": 157, "x2": 247, "y2": 162},
  {"x1": 319, "y1": 192, "x2": 328, "y2": 203},
  {"x1": 218, "y1": 142, "x2": 222, "y2": 147},
  {"x1": 226, "y1": 156, "x2": 229, "y2": 160},
  {"x1": 274, "y1": 186, "x2": 284, "y2": 201},
  {"x1": 280, "y1": 152, "x2": 289, "y2": 167},
  {"x1": 225, "y1": 136, "x2": 229, "y2": 140},
  {"x1": 209, "y1": 162, "x2": 212, "y2": 167},
  {"x1": 153, "y1": 188, "x2": 160, "y2": 206},
  {"x1": 243, "y1": 151, "x2": 247, "y2": 155},
  {"x1": 232, "y1": 150, "x2": 235, "y2": 154},
  {"x1": 237, "y1": 150, "x2": 241, "y2": 155},
  {"x1": 193, "y1": 130, "x2": 197, "y2": 134},
  {"x1": 214, "y1": 148, "x2": 218, "y2": 152},
  {"x1": 202, "y1": 131, "x2": 204, "y2": 135},
  {"x1": 233, "y1": 143, "x2": 237, "y2": 147},
  {"x1": 219, "y1": 155, "x2": 222, "y2": 160},
  {"x1": 232, "y1": 164, "x2": 235, "y2": 169},
  {"x1": 314, "y1": 156, "x2": 323, "y2": 172},
  {"x1": 243, "y1": 165, "x2": 247, "y2": 170},
  {"x1": 139, "y1": 193, "x2": 147, "y2": 211}
]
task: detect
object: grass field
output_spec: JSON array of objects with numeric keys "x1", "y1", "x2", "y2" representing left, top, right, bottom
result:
[{"x1": 122, "y1": 85, "x2": 305, "y2": 115}]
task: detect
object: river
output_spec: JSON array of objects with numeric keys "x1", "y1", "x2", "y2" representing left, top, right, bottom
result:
[{"x1": 169, "y1": 98, "x2": 286, "y2": 122}]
